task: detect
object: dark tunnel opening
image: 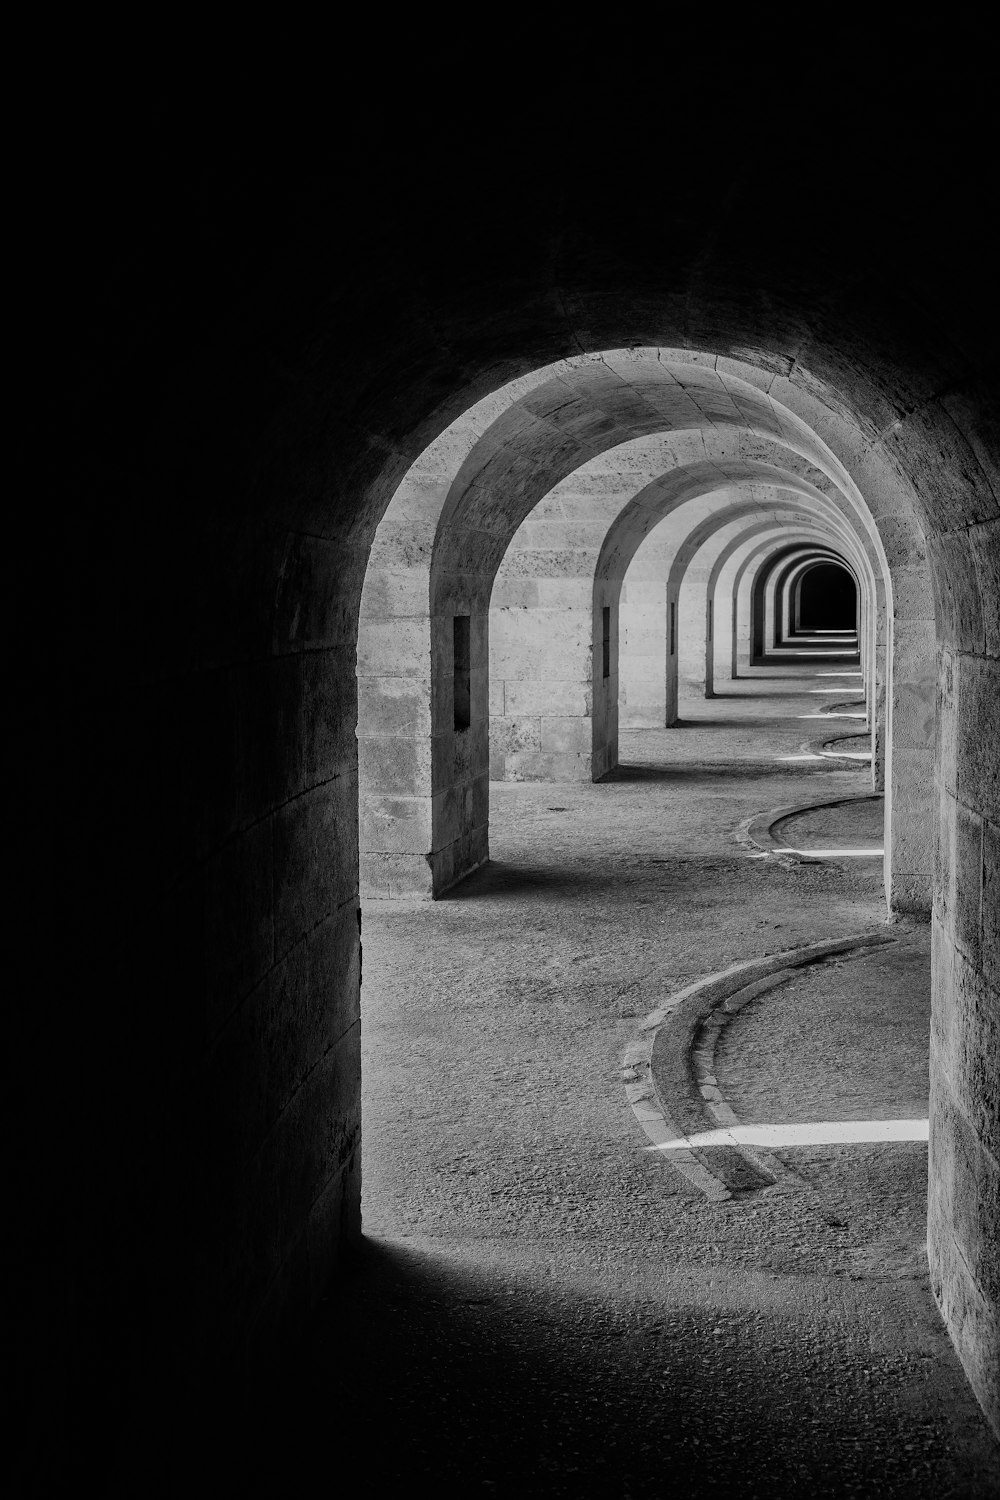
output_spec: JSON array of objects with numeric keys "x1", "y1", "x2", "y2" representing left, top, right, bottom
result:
[{"x1": 798, "y1": 563, "x2": 857, "y2": 631}]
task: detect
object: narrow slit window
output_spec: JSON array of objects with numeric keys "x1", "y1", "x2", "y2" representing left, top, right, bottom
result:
[
  {"x1": 453, "y1": 614, "x2": 471, "y2": 732},
  {"x1": 670, "y1": 600, "x2": 676, "y2": 656},
  {"x1": 602, "y1": 605, "x2": 611, "y2": 679},
  {"x1": 707, "y1": 599, "x2": 713, "y2": 642}
]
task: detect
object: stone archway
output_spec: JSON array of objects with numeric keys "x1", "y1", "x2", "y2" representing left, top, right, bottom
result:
[
  {"x1": 358, "y1": 351, "x2": 926, "y2": 897},
  {"x1": 39, "y1": 94, "x2": 998, "y2": 1482},
  {"x1": 349, "y1": 346, "x2": 991, "y2": 1428}
]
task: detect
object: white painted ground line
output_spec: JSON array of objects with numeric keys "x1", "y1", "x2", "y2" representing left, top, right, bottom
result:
[
  {"x1": 623, "y1": 930, "x2": 898, "y2": 1201},
  {"x1": 647, "y1": 1119, "x2": 929, "y2": 1151},
  {"x1": 771, "y1": 846, "x2": 884, "y2": 858}
]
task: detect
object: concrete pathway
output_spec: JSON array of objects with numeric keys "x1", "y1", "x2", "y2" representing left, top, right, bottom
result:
[{"x1": 245, "y1": 667, "x2": 999, "y2": 1497}]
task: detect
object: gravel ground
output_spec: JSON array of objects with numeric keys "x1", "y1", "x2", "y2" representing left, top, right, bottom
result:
[
  {"x1": 712, "y1": 933, "x2": 932, "y2": 1282},
  {"x1": 236, "y1": 669, "x2": 998, "y2": 1497}
]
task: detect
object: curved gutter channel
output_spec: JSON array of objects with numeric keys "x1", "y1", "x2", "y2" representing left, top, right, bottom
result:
[
  {"x1": 622, "y1": 931, "x2": 896, "y2": 1203},
  {"x1": 800, "y1": 732, "x2": 873, "y2": 763},
  {"x1": 739, "y1": 792, "x2": 882, "y2": 865},
  {"x1": 803, "y1": 697, "x2": 871, "y2": 763}
]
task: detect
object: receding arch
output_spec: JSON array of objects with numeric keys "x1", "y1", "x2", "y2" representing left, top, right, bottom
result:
[
  {"x1": 704, "y1": 525, "x2": 850, "y2": 696},
  {"x1": 759, "y1": 548, "x2": 861, "y2": 659},
  {"x1": 599, "y1": 492, "x2": 870, "y2": 737},
  {"x1": 359, "y1": 348, "x2": 928, "y2": 906}
]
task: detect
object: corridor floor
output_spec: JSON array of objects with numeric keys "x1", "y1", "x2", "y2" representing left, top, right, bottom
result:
[{"x1": 259, "y1": 668, "x2": 998, "y2": 1496}]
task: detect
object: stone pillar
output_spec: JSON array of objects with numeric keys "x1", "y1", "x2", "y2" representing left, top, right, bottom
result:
[
  {"x1": 930, "y1": 642, "x2": 999, "y2": 1435},
  {"x1": 429, "y1": 604, "x2": 490, "y2": 892},
  {"x1": 591, "y1": 585, "x2": 619, "y2": 779},
  {"x1": 884, "y1": 615, "x2": 936, "y2": 912},
  {"x1": 357, "y1": 557, "x2": 437, "y2": 899},
  {"x1": 490, "y1": 575, "x2": 595, "y2": 781},
  {"x1": 678, "y1": 559, "x2": 713, "y2": 699},
  {"x1": 619, "y1": 527, "x2": 673, "y2": 728},
  {"x1": 664, "y1": 582, "x2": 681, "y2": 726}
]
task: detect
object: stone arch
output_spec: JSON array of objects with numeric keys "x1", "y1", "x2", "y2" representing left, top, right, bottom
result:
[
  {"x1": 751, "y1": 542, "x2": 882, "y2": 775},
  {"x1": 674, "y1": 517, "x2": 868, "y2": 728},
  {"x1": 689, "y1": 522, "x2": 847, "y2": 701},
  {"x1": 488, "y1": 462, "x2": 870, "y2": 780},
  {"x1": 356, "y1": 342, "x2": 987, "y2": 1412},
  {"x1": 602, "y1": 490, "x2": 871, "y2": 735},
  {"x1": 711, "y1": 533, "x2": 844, "y2": 681},
  {"x1": 762, "y1": 546, "x2": 876, "y2": 767},
  {"x1": 182, "y1": 339, "x2": 1000, "y2": 1436},
  {"x1": 358, "y1": 353, "x2": 922, "y2": 898},
  {"x1": 359, "y1": 352, "x2": 936, "y2": 929},
  {"x1": 760, "y1": 548, "x2": 862, "y2": 659},
  {"x1": 705, "y1": 528, "x2": 847, "y2": 694},
  {"x1": 616, "y1": 501, "x2": 847, "y2": 726},
  {"x1": 43, "y1": 98, "x2": 1000, "y2": 1489}
]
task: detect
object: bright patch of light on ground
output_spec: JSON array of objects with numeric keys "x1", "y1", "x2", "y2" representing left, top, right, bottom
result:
[
  {"x1": 815, "y1": 670, "x2": 863, "y2": 677},
  {"x1": 649, "y1": 1119, "x2": 929, "y2": 1150},
  {"x1": 771, "y1": 846, "x2": 883, "y2": 858},
  {"x1": 776, "y1": 754, "x2": 825, "y2": 761},
  {"x1": 798, "y1": 712, "x2": 868, "y2": 720}
]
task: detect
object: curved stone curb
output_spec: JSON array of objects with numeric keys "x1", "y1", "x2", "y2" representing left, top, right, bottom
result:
[
  {"x1": 800, "y1": 733, "x2": 872, "y2": 765},
  {"x1": 622, "y1": 931, "x2": 896, "y2": 1203},
  {"x1": 798, "y1": 698, "x2": 871, "y2": 764},
  {"x1": 739, "y1": 792, "x2": 882, "y2": 865},
  {"x1": 819, "y1": 699, "x2": 867, "y2": 716}
]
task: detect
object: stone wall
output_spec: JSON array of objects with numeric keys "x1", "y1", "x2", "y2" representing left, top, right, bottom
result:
[{"x1": 930, "y1": 570, "x2": 999, "y2": 1432}]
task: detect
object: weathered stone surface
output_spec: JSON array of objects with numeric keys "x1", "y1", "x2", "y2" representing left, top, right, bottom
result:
[
  {"x1": 502, "y1": 750, "x2": 592, "y2": 781},
  {"x1": 356, "y1": 676, "x2": 432, "y2": 738},
  {"x1": 359, "y1": 850, "x2": 434, "y2": 900},
  {"x1": 358, "y1": 791, "x2": 432, "y2": 854},
  {"x1": 954, "y1": 803, "x2": 984, "y2": 966},
  {"x1": 502, "y1": 679, "x2": 591, "y2": 716},
  {"x1": 357, "y1": 731, "x2": 432, "y2": 796},
  {"x1": 983, "y1": 816, "x2": 999, "y2": 990},
  {"x1": 956, "y1": 654, "x2": 1000, "y2": 822},
  {"x1": 356, "y1": 618, "x2": 431, "y2": 677},
  {"x1": 928, "y1": 1071, "x2": 1000, "y2": 1432},
  {"x1": 970, "y1": 519, "x2": 1000, "y2": 658},
  {"x1": 540, "y1": 716, "x2": 591, "y2": 755},
  {"x1": 489, "y1": 715, "x2": 542, "y2": 756}
]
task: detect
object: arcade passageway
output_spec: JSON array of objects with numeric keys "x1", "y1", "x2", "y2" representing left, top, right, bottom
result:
[
  {"x1": 20, "y1": 52, "x2": 998, "y2": 1497},
  {"x1": 236, "y1": 668, "x2": 998, "y2": 1496}
]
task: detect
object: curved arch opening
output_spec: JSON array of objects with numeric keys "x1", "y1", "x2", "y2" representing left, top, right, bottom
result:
[
  {"x1": 797, "y1": 559, "x2": 859, "y2": 632},
  {"x1": 358, "y1": 347, "x2": 922, "y2": 904}
]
